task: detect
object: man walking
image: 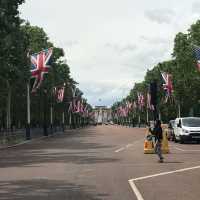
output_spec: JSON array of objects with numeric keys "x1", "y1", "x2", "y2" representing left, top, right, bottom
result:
[{"x1": 149, "y1": 120, "x2": 164, "y2": 163}]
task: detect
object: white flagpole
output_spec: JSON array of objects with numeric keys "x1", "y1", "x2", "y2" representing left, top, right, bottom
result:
[
  {"x1": 50, "y1": 105, "x2": 53, "y2": 133},
  {"x1": 138, "y1": 113, "x2": 141, "y2": 128},
  {"x1": 62, "y1": 111, "x2": 65, "y2": 132},
  {"x1": 26, "y1": 83, "x2": 31, "y2": 140},
  {"x1": 146, "y1": 94, "x2": 149, "y2": 124},
  {"x1": 178, "y1": 103, "x2": 181, "y2": 118},
  {"x1": 69, "y1": 111, "x2": 72, "y2": 128}
]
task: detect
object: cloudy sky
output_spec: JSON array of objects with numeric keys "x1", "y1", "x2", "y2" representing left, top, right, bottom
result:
[{"x1": 19, "y1": 0, "x2": 200, "y2": 107}]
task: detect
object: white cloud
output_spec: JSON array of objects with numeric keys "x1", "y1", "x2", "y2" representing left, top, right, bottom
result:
[
  {"x1": 105, "y1": 43, "x2": 137, "y2": 54},
  {"x1": 81, "y1": 80, "x2": 132, "y2": 107},
  {"x1": 192, "y1": 1, "x2": 200, "y2": 13},
  {"x1": 145, "y1": 9, "x2": 175, "y2": 24},
  {"x1": 19, "y1": 0, "x2": 200, "y2": 107}
]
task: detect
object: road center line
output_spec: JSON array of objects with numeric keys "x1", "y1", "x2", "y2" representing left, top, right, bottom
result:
[
  {"x1": 115, "y1": 139, "x2": 144, "y2": 153},
  {"x1": 128, "y1": 165, "x2": 200, "y2": 200},
  {"x1": 173, "y1": 147, "x2": 185, "y2": 151},
  {"x1": 115, "y1": 148, "x2": 125, "y2": 153},
  {"x1": 126, "y1": 144, "x2": 133, "y2": 148}
]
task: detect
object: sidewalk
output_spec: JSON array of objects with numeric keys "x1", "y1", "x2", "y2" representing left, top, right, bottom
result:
[
  {"x1": 0, "y1": 126, "x2": 85, "y2": 149},
  {"x1": 0, "y1": 129, "x2": 65, "y2": 149}
]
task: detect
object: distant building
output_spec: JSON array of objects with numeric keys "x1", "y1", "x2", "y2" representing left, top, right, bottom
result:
[{"x1": 93, "y1": 106, "x2": 112, "y2": 124}]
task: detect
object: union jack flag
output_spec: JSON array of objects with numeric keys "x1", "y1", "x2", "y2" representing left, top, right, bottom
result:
[
  {"x1": 137, "y1": 93, "x2": 144, "y2": 109},
  {"x1": 30, "y1": 48, "x2": 53, "y2": 92},
  {"x1": 75, "y1": 100, "x2": 81, "y2": 113},
  {"x1": 161, "y1": 72, "x2": 173, "y2": 102},
  {"x1": 193, "y1": 45, "x2": 200, "y2": 72},
  {"x1": 147, "y1": 93, "x2": 154, "y2": 110},
  {"x1": 54, "y1": 86, "x2": 65, "y2": 103},
  {"x1": 133, "y1": 101, "x2": 137, "y2": 109}
]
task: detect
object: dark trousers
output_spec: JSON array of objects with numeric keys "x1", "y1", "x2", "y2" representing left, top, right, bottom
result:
[{"x1": 155, "y1": 140, "x2": 163, "y2": 159}]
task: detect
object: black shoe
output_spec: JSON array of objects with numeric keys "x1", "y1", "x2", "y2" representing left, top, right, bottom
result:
[{"x1": 158, "y1": 159, "x2": 164, "y2": 163}]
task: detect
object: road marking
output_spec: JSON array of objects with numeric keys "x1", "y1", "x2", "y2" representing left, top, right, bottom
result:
[
  {"x1": 128, "y1": 180, "x2": 144, "y2": 200},
  {"x1": 115, "y1": 148, "x2": 125, "y2": 153},
  {"x1": 173, "y1": 147, "x2": 185, "y2": 151},
  {"x1": 128, "y1": 165, "x2": 200, "y2": 200},
  {"x1": 115, "y1": 143, "x2": 135, "y2": 153},
  {"x1": 126, "y1": 144, "x2": 133, "y2": 148},
  {"x1": 115, "y1": 140, "x2": 144, "y2": 153}
]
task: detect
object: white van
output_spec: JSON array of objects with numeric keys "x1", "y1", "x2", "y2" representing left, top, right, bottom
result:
[{"x1": 174, "y1": 117, "x2": 200, "y2": 143}]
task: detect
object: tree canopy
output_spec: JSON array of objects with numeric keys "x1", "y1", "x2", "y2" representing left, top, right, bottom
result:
[
  {"x1": 112, "y1": 20, "x2": 200, "y2": 123},
  {"x1": 0, "y1": 1, "x2": 92, "y2": 130}
]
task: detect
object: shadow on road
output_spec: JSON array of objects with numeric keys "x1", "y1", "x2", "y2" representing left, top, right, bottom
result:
[
  {"x1": 0, "y1": 128, "x2": 119, "y2": 168},
  {"x1": 163, "y1": 161, "x2": 184, "y2": 164},
  {"x1": 0, "y1": 180, "x2": 108, "y2": 200}
]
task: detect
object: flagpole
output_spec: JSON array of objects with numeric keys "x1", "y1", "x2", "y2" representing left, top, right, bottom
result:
[
  {"x1": 50, "y1": 87, "x2": 53, "y2": 134},
  {"x1": 178, "y1": 103, "x2": 181, "y2": 118},
  {"x1": 62, "y1": 83, "x2": 66, "y2": 132},
  {"x1": 146, "y1": 94, "x2": 149, "y2": 124},
  {"x1": 43, "y1": 89, "x2": 48, "y2": 136},
  {"x1": 26, "y1": 83, "x2": 31, "y2": 140},
  {"x1": 6, "y1": 81, "x2": 11, "y2": 133},
  {"x1": 62, "y1": 111, "x2": 65, "y2": 132},
  {"x1": 69, "y1": 111, "x2": 72, "y2": 129},
  {"x1": 138, "y1": 113, "x2": 141, "y2": 128},
  {"x1": 50, "y1": 105, "x2": 53, "y2": 133}
]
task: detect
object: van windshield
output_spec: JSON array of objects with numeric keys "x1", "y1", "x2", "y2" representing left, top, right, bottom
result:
[
  {"x1": 182, "y1": 118, "x2": 200, "y2": 127},
  {"x1": 170, "y1": 120, "x2": 175, "y2": 128}
]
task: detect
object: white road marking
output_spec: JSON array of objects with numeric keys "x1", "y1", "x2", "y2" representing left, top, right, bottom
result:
[
  {"x1": 115, "y1": 148, "x2": 125, "y2": 153},
  {"x1": 115, "y1": 139, "x2": 144, "y2": 153},
  {"x1": 173, "y1": 147, "x2": 185, "y2": 151},
  {"x1": 128, "y1": 180, "x2": 144, "y2": 200},
  {"x1": 126, "y1": 144, "x2": 133, "y2": 148},
  {"x1": 132, "y1": 140, "x2": 144, "y2": 144},
  {"x1": 128, "y1": 165, "x2": 200, "y2": 200}
]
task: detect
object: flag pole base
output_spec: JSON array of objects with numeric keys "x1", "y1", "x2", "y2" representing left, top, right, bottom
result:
[
  {"x1": 26, "y1": 124, "x2": 31, "y2": 140},
  {"x1": 50, "y1": 124, "x2": 53, "y2": 134},
  {"x1": 43, "y1": 125, "x2": 48, "y2": 136}
]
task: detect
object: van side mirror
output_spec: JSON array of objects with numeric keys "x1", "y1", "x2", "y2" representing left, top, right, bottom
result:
[{"x1": 177, "y1": 123, "x2": 182, "y2": 128}]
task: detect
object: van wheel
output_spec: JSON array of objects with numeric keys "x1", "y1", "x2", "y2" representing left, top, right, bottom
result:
[{"x1": 174, "y1": 137, "x2": 178, "y2": 143}]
